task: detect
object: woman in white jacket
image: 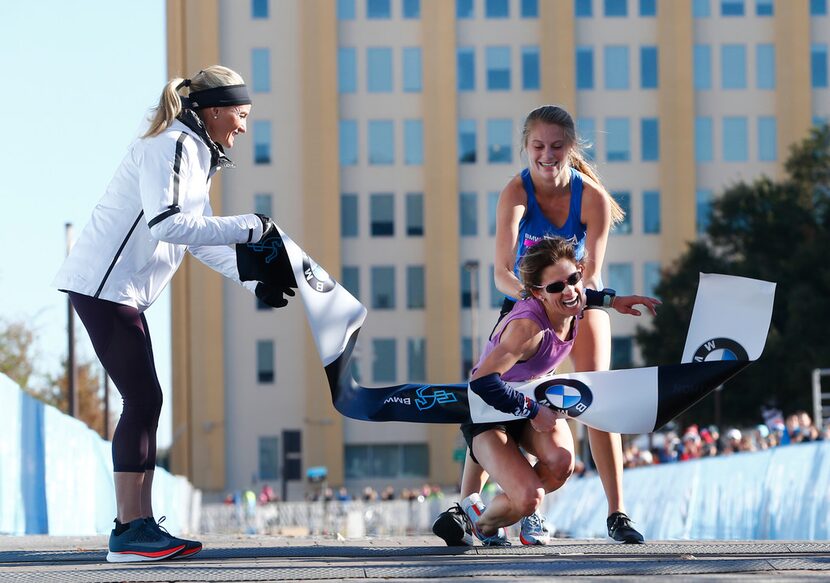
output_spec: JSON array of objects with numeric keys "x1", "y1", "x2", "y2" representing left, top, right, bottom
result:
[{"x1": 53, "y1": 65, "x2": 290, "y2": 562}]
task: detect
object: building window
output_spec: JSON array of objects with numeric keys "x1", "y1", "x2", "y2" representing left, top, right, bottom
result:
[
  {"x1": 696, "y1": 190, "x2": 712, "y2": 235},
  {"x1": 607, "y1": 262, "x2": 633, "y2": 295},
  {"x1": 642, "y1": 191, "x2": 660, "y2": 234},
  {"x1": 258, "y1": 436, "x2": 279, "y2": 480},
  {"x1": 758, "y1": 116, "x2": 777, "y2": 162},
  {"x1": 694, "y1": 44, "x2": 712, "y2": 89},
  {"x1": 252, "y1": 0, "x2": 268, "y2": 18},
  {"x1": 577, "y1": 117, "x2": 596, "y2": 160},
  {"x1": 459, "y1": 119, "x2": 477, "y2": 163},
  {"x1": 457, "y1": 0, "x2": 474, "y2": 18},
  {"x1": 812, "y1": 0, "x2": 828, "y2": 16},
  {"x1": 695, "y1": 117, "x2": 713, "y2": 162},
  {"x1": 251, "y1": 49, "x2": 271, "y2": 92},
  {"x1": 370, "y1": 193, "x2": 394, "y2": 236},
  {"x1": 403, "y1": 0, "x2": 420, "y2": 18},
  {"x1": 338, "y1": 47, "x2": 357, "y2": 93},
  {"x1": 612, "y1": 192, "x2": 632, "y2": 235},
  {"x1": 341, "y1": 193, "x2": 358, "y2": 237},
  {"x1": 367, "y1": 0, "x2": 391, "y2": 18},
  {"x1": 372, "y1": 338, "x2": 397, "y2": 381},
  {"x1": 604, "y1": 0, "x2": 627, "y2": 16},
  {"x1": 639, "y1": 0, "x2": 656, "y2": 16},
  {"x1": 368, "y1": 120, "x2": 394, "y2": 165},
  {"x1": 338, "y1": 0, "x2": 356, "y2": 19},
  {"x1": 487, "y1": 191, "x2": 499, "y2": 236},
  {"x1": 254, "y1": 193, "x2": 272, "y2": 215},
  {"x1": 461, "y1": 337, "x2": 474, "y2": 378},
  {"x1": 367, "y1": 47, "x2": 393, "y2": 92},
  {"x1": 489, "y1": 264, "x2": 503, "y2": 308},
  {"x1": 487, "y1": 119, "x2": 513, "y2": 163},
  {"x1": 812, "y1": 44, "x2": 828, "y2": 88},
  {"x1": 723, "y1": 116, "x2": 748, "y2": 161},
  {"x1": 460, "y1": 264, "x2": 477, "y2": 308},
  {"x1": 693, "y1": 0, "x2": 711, "y2": 17},
  {"x1": 643, "y1": 261, "x2": 661, "y2": 297},
  {"x1": 406, "y1": 192, "x2": 424, "y2": 236},
  {"x1": 371, "y1": 267, "x2": 396, "y2": 309},
  {"x1": 342, "y1": 265, "x2": 360, "y2": 300},
  {"x1": 721, "y1": 44, "x2": 747, "y2": 89},
  {"x1": 458, "y1": 47, "x2": 476, "y2": 91},
  {"x1": 756, "y1": 44, "x2": 775, "y2": 89},
  {"x1": 522, "y1": 46, "x2": 540, "y2": 90},
  {"x1": 404, "y1": 119, "x2": 423, "y2": 165},
  {"x1": 522, "y1": 0, "x2": 539, "y2": 17},
  {"x1": 576, "y1": 0, "x2": 593, "y2": 17},
  {"x1": 339, "y1": 119, "x2": 358, "y2": 166},
  {"x1": 756, "y1": 0, "x2": 773, "y2": 15},
  {"x1": 253, "y1": 120, "x2": 271, "y2": 164},
  {"x1": 611, "y1": 336, "x2": 633, "y2": 369},
  {"x1": 257, "y1": 340, "x2": 275, "y2": 383},
  {"x1": 604, "y1": 46, "x2": 629, "y2": 89},
  {"x1": 640, "y1": 46, "x2": 658, "y2": 88},
  {"x1": 460, "y1": 192, "x2": 478, "y2": 236},
  {"x1": 721, "y1": 0, "x2": 744, "y2": 16},
  {"x1": 641, "y1": 118, "x2": 659, "y2": 161},
  {"x1": 486, "y1": 46, "x2": 511, "y2": 90},
  {"x1": 406, "y1": 265, "x2": 425, "y2": 309},
  {"x1": 606, "y1": 117, "x2": 630, "y2": 162},
  {"x1": 576, "y1": 46, "x2": 594, "y2": 90},
  {"x1": 345, "y1": 443, "x2": 429, "y2": 478},
  {"x1": 486, "y1": 0, "x2": 509, "y2": 18},
  {"x1": 407, "y1": 338, "x2": 426, "y2": 382},
  {"x1": 402, "y1": 47, "x2": 422, "y2": 92}
]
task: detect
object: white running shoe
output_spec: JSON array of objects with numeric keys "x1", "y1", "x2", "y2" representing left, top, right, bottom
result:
[
  {"x1": 460, "y1": 493, "x2": 510, "y2": 546},
  {"x1": 520, "y1": 511, "x2": 552, "y2": 545}
]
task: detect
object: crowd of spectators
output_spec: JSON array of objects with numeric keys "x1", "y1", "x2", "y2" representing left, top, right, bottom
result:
[{"x1": 304, "y1": 483, "x2": 445, "y2": 503}]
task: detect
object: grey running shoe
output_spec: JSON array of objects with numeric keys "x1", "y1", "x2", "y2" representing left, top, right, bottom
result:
[
  {"x1": 607, "y1": 512, "x2": 645, "y2": 544},
  {"x1": 149, "y1": 516, "x2": 203, "y2": 559},
  {"x1": 106, "y1": 517, "x2": 185, "y2": 563},
  {"x1": 432, "y1": 504, "x2": 474, "y2": 546},
  {"x1": 519, "y1": 511, "x2": 552, "y2": 545},
  {"x1": 461, "y1": 494, "x2": 511, "y2": 546}
]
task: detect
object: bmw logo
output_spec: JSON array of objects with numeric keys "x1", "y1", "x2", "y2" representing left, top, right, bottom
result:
[
  {"x1": 302, "y1": 253, "x2": 336, "y2": 293},
  {"x1": 692, "y1": 338, "x2": 749, "y2": 362},
  {"x1": 534, "y1": 379, "x2": 593, "y2": 417}
]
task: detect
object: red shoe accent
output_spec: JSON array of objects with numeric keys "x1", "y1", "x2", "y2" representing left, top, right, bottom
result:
[{"x1": 118, "y1": 544, "x2": 185, "y2": 559}]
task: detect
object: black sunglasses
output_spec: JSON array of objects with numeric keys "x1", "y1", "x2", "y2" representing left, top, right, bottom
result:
[{"x1": 534, "y1": 271, "x2": 582, "y2": 294}]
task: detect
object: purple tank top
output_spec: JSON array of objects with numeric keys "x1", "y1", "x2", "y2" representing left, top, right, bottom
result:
[{"x1": 473, "y1": 298, "x2": 577, "y2": 382}]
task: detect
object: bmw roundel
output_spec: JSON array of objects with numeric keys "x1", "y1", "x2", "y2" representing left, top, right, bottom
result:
[
  {"x1": 534, "y1": 378, "x2": 593, "y2": 418},
  {"x1": 302, "y1": 253, "x2": 336, "y2": 293},
  {"x1": 693, "y1": 337, "x2": 749, "y2": 362}
]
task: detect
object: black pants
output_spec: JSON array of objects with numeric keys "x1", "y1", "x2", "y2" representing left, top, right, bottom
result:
[{"x1": 69, "y1": 292, "x2": 163, "y2": 472}]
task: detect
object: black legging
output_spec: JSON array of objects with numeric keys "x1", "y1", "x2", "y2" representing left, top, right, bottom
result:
[{"x1": 68, "y1": 292, "x2": 163, "y2": 473}]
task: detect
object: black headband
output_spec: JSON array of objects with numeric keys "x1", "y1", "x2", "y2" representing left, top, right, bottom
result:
[{"x1": 185, "y1": 84, "x2": 252, "y2": 110}]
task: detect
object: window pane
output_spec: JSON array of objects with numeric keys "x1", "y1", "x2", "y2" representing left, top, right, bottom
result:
[
  {"x1": 338, "y1": 0, "x2": 356, "y2": 19},
  {"x1": 367, "y1": 0, "x2": 391, "y2": 18},
  {"x1": 371, "y1": 267, "x2": 396, "y2": 309},
  {"x1": 372, "y1": 338, "x2": 397, "y2": 382},
  {"x1": 406, "y1": 192, "x2": 424, "y2": 236},
  {"x1": 522, "y1": 46, "x2": 540, "y2": 90},
  {"x1": 368, "y1": 120, "x2": 394, "y2": 164},
  {"x1": 254, "y1": 193, "x2": 272, "y2": 215},
  {"x1": 367, "y1": 47, "x2": 393, "y2": 92},
  {"x1": 404, "y1": 119, "x2": 423, "y2": 165},
  {"x1": 756, "y1": 44, "x2": 775, "y2": 89},
  {"x1": 604, "y1": 0, "x2": 628, "y2": 16},
  {"x1": 522, "y1": 0, "x2": 539, "y2": 17},
  {"x1": 338, "y1": 47, "x2": 357, "y2": 93},
  {"x1": 575, "y1": 0, "x2": 593, "y2": 17},
  {"x1": 486, "y1": 46, "x2": 511, "y2": 90},
  {"x1": 372, "y1": 444, "x2": 399, "y2": 477},
  {"x1": 696, "y1": 190, "x2": 712, "y2": 234},
  {"x1": 251, "y1": 48, "x2": 271, "y2": 92},
  {"x1": 756, "y1": 0, "x2": 773, "y2": 15},
  {"x1": 460, "y1": 265, "x2": 477, "y2": 308},
  {"x1": 341, "y1": 193, "x2": 358, "y2": 237},
  {"x1": 643, "y1": 261, "x2": 661, "y2": 297},
  {"x1": 640, "y1": 46, "x2": 658, "y2": 88},
  {"x1": 459, "y1": 192, "x2": 478, "y2": 236},
  {"x1": 487, "y1": 191, "x2": 499, "y2": 236},
  {"x1": 721, "y1": 44, "x2": 747, "y2": 89},
  {"x1": 612, "y1": 192, "x2": 632, "y2": 234},
  {"x1": 604, "y1": 46, "x2": 630, "y2": 89},
  {"x1": 758, "y1": 116, "x2": 777, "y2": 161},
  {"x1": 258, "y1": 437, "x2": 279, "y2": 480},
  {"x1": 641, "y1": 117, "x2": 659, "y2": 161},
  {"x1": 457, "y1": 0, "x2": 474, "y2": 18},
  {"x1": 403, "y1": 0, "x2": 420, "y2": 18},
  {"x1": 611, "y1": 336, "x2": 633, "y2": 369},
  {"x1": 406, "y1": 266, "x2": 425, "y2": 309},
  {"x1": 607, "y1": 263, "x2": 633, "y2": 295},
  {"x1": 407, "y1": 339, "x2": 426, "y2": 381},
  {"x1": 487, "y1": 119, "x2": 513, "y2": 163},
  {"x1": 642, "y1": 190, "x2": 660, "y2": 234},
  {"x1": 695, "y1": 117, "x2": 713, "y2": 162},
  {"x1": 403, "y1": 47, "x2": 422, "y2": 92},
  {"x1": 812, "y1": 0, "x2": 828, "y2": 15},
  {"x1": 577, "y1": 117, "x2": 596, "y2": 160},
  {"x1": 639, "y1": 0, "x2": 656, "y2": 16},
  {"x1": 812, "y1": 44, "x2": 828, "y2": 88},
  {"x1": 370, "y1": 193, "x2": 394, "y2": 236},
  {"x1": 253, "y1": 120, "x2": 272, "y2": 164},
  {"x1": 694, "y1": 44, "x2": 712, "y2": 90},
  {"x1": 458, "y1": 47, "x2": 476, "y2": 91},
  {"x1": 461, "y1": 337, "x2": 474, "y2": 378},
  {"x1": 693, "y1": 0, "x2": 711, "y2": 17},
  {"x1": 723, "y1": 116, "x2": 748, "y2": 161},
  {"x1": 576, "y1": 46, "x2": 594, "y2": 89},
  {"x1": 459, "y1": 118, "x2": 477, "y2": 163},
  {"x1": 345, "y1": 444, "x2": 369, "y2": 479},
  {"x1": 489, "y1": 264, "x2": 503, "y2": 308},
  {"x1": 721, "y1": 0, "x2": 744, "y2": 16},
  {"x1": 606, "y1": 117, "x2": 630, "y2": 162},
  {"x1": 252, "y1": 0, "x2": 269, "y2": 18},
  {"x1": 342, "y1": 265, "x2": 360, "y2": 300},
  {"x1": 257, "y1": 339, "x2": 275, "y2": 383},
  {"x1": 486, "y1": 0, "x2": 509, "y2": 17},
  {"x1": 339, "y1": 119, "x2": 358, "y2": 166},
  {"x1": 401, "y1": 444, "x2": 429, "y2": 476}
]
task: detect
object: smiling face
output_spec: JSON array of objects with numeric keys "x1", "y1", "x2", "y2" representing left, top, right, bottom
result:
[
  {"x1": 532, "y1": 258, "x2": 584, "y2": 318},
  {"x1": 201, "y1": 104, "x2": 251, "y2": 149},
  {"x1": 525, "y1": 122, "x2": 573, "y2": 184}
]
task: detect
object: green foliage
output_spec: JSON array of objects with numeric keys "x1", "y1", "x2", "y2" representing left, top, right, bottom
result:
[{"x1": 637, "y1": 125, "x2": 830, "y2": 427}]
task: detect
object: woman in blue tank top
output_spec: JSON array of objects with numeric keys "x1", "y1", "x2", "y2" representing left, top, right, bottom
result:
[{"x1": 443, "y1": 106, "x2": 645, "y2": 545}]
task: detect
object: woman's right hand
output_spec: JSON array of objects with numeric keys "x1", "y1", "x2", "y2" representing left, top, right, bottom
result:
[{"x1": 530, "y1": 405, "x2": 561, "y2": 432}]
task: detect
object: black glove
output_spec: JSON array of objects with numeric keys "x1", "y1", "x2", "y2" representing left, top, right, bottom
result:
[
  {"x1": 255, "y1": 282, "x2": 295, "y2": 309},
  {"x1": 255, "y1": 213, "x2": 277, "y2": 242}
]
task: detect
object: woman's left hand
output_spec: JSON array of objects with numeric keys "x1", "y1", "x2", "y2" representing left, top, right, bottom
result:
[{"x1": 612, "y1": 295, "x2": 661, "y2": 317}]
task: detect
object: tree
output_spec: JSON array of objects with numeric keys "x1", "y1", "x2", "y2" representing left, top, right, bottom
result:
[
  {"x1": 0, "y1": 319, "x2": 36, "y2": 389},
  {"x1": 637, "y1": 125, "x2": 830, "y2": 427}
]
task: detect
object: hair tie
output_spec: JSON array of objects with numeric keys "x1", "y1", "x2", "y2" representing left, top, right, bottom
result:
[{"x1": 176, "y1": 78, "x2": 192, "y2": 91}]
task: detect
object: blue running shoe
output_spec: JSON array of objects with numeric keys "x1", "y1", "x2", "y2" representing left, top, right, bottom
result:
[
  {"x1": 460, "y1": 494, "x2": 510, "y2": 546},
  {"x1": 106, "y1": 517, "x2": 185, "y2": 563},
  {"x1": 149, "y1": 516, "x2": 203, "y2": 559},
  {"x1": 520, "y1": 511, "x2": 552, "y2": 545}
]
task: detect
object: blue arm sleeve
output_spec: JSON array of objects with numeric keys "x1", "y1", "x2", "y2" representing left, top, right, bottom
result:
[{"x1": 469, "y1": 373, "x2": 540, "y2": 419}]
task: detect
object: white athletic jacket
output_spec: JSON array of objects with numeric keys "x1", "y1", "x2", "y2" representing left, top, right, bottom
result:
[{"x1": 53, "y1": 115, "x2": 263, "y2": 312}]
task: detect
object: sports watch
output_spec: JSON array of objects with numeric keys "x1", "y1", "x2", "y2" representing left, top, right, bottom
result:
[{"x1": 601, "y1": 288, "x2": 617, "y2": 308}]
